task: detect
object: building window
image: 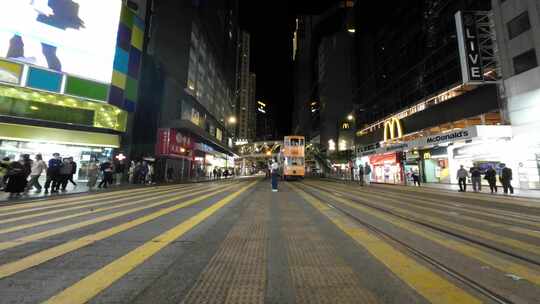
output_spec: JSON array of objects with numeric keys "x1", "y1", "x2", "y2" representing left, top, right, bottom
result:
[
  {"x1": 513, "y1": 49, "x2": 538, "y2": 74},
  {"x1": 507, "y1": 12, "x2": 531, "y2": 40}
]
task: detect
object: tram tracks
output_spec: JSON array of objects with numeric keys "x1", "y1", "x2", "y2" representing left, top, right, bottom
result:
[{"x1": 295, "y1": 182, "x2": 540, "y2": 304}]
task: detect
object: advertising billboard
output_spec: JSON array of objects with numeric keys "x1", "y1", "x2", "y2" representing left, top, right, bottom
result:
[{"x1": 0, "y1": 0, "x2": 122, "y2": 84}]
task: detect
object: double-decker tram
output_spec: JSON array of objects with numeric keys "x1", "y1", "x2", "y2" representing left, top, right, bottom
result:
[{"x1": 283, "y1": 135, "x2": 305, "y2": 180}]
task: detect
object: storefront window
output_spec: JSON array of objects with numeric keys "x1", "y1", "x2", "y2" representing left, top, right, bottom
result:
[{"x1": 0, "y1": 140, "x2": 113, "y2": 181}]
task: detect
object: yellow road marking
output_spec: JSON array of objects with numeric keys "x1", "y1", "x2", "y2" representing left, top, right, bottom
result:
[
  {"x1": 300, "y1": 183, "x2": 540, "y2": 286},
  {"x1": 42, "y1": 181, "x2": 257, "y2": 304},
  {"x1": 373, "y1": 182, "x2": 540, "y2": 207},
  {"x1": 0, "y1": 184, "x2": 182, "y2": 214},
  {"x1": 310, "y1": 182, "x2": 540, "y2": 239},
  {"x1": 312, "y1": 181, "x2": 540, "y2": 226},
  {"x1": 0, "y1": 182, "x2": 247, "y2": 279},
  {"x1": 0, "y1": 183, "x2": 181, "y2": 217},
  {"x1": 0, "y1": 184, "x2": 212, "y2": 235},
  {"x1": 0, "y1": 182, "x2": 240, "y2": 252},
  {"x1": 309, "y1": 182, "x2": 540, "y2": 256},
  {"x1": 290, "y1": 184, "x2": 481, "y2": 304},
  {"x1": 0, "y1": 185, "x2": 201, "y2": 226}
]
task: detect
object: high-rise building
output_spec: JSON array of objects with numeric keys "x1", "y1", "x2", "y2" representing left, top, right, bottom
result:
[
  {"x1": 237, "y1": 31, "x2": 253, "y2": 141},
  {"x1": 492, "y1": 0, "x2": 540, "y2": 189},
  {"x1": 0, "y1": 1, "x2": 145, "y2": 181},
  {"x1": 132, "y1": 0, "x2": 240, "y2": 181},
  {"x1": 292, "y1": 2, "x2": 356, "y2": 153},
  {"x1": 248, "y1": 73, "x2": 257, "y2": 140}
]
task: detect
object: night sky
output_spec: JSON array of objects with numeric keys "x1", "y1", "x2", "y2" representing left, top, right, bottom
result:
[{"x1": 239, "y1": 0, "x2": 338, "y2": 138}]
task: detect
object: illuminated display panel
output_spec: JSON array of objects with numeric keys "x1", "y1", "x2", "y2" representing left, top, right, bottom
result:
[{"x1": 0, "y1": 0, "x2": 122, "y2": 84}]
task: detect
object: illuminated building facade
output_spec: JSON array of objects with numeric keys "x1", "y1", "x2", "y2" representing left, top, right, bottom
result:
[{"x1": 0, "y1": 1, "x2": 145, "y2": 181}]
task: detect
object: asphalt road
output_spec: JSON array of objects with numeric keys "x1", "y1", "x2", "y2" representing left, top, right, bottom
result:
[{"x1": 1, "y1": 178, "x2": 540, "y2": 303}]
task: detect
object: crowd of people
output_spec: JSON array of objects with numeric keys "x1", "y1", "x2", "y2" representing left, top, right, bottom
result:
[
  {"x1": 456, "y1": 164, "x2": 514, "y2": 195},
  {"x1": 0, "y1": 153, "x2": 122, "y2": 198}
]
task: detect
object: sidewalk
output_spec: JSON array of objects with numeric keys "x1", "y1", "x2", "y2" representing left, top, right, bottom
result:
[{"x1": 416, "y1": 182, "x2": 540, "y2": 199}]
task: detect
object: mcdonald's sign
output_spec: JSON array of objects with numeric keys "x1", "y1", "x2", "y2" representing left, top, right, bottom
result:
[{"x1": 383, "y1": 118, "x2": 403, "y2": 142}]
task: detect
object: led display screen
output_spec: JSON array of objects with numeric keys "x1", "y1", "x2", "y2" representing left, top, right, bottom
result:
[{"x1": 0, "y1": 0, "x2": 122, "y2": 83}]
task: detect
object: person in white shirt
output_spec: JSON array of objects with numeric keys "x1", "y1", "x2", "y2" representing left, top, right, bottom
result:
[
  {"x1": 457, "y1": 165, "x2": 470, "y2": 192},
  {"x1": 271, "y1": 159, "x2": 279, "y2": 192},
  {"x1": 26, "y1": 154, "x2": 47, "y2": 193}
]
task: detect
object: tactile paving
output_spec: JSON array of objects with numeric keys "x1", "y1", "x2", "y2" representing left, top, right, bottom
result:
[
  {"x1": 281, "y1": 201, "x2": 378, "y2": 304},
  {"x1": 181, "y1": 199, "x2": 269, "y2": 304}
]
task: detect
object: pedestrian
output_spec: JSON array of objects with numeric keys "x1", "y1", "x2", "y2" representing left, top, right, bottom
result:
[
  {"x1": 412, "y1": 169, "x2": 421, "y2": 187},
  {"x1": 147, "y1": 162, "x2": 154, "y2": 184},
  {"x1": 271, "y1": 158, "x2": 279, "y2": 192},
  {"x1": 0, "y1": 157, "x2": 10, "y2": 190},
  {"x1": 485, "y1": 165, "x2": 498, "y2": 194},
  {"x1": 66, "y1": 157, "x2": 77, "y2": 187},
  {"x1": 349, "y1": 161, "x2": 355, "y2": 182},
  {"x1": 21, "y1": 154, "x2": 32, "y2": 180},
  {"x1": 364, "y1": 162, "x2": 372, "y2": 185},
  {"x1": 358, "y1": 165, "x2": 364, "y2": 186},
  {"x1": 4, "y1": 156, "x2": 28, "y2": 197},
  {"x1": 59, "y1": 158, "x2": 73, "y2": 191},
  {"x1": 457, "y1": 165, "x2": 469, "y2": 192},
  {"x1": 139, "y1": 161, "x2": 148, "y2": 184},
  {"x1": 470, "y1": 166, "x2": 482, "y2": 192},
  {"x1": 166, "y1": 166, "x2": 174, "y2": 182},
  {"x1": 217, "y1": 168, "x2": 222, "y2": 179},
  {"x1": 500, "y1": 164, "x2": 514, "y2": 195},
  {"x1": 87, "y1": 161, "x2": 99, "y2": 190},
  {"x1": 224, "y1": 169, "x2": 230, "y2": 179},
  {"x1": 44, "y1": 153, "x2": 62, "y2": 193},
  {"x1": 213, "y1": 167, "x2": 218, "y2": 180},
  {"x1": 98, "y1": 159, "x2": 114, "y2": 188},
  {"x1": 26, "y1": 154, "x2": 47, "y2": 193},
  {"x1": 128, "y1": 161, "x2": 135, "y2": 184}
]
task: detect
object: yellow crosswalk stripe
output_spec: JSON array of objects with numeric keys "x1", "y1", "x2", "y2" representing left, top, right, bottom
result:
[
  {"x1": 0, "y1": 184, "x2": 211, "y2": 235},
  {"x1": 374, "y1": 182, "x2": 540, "y2": 207},
  {"x1": 0, "y1": 184, "x2": 183, "y2": 216},
  {"x1": 300, "y1": 183, "x2": 540, "y2": 286},
  {"x1": 42, "y1": 180, "x2": 257, "y2": 304},
  {"x1": 0, "y1": 182, "x2": 240, "y2": 252},
  {"x1": 0, "y1": 182, "x2": 245, "y2": 279},
  {"x1": 0, "y1": 185, "x2": 201, "y2": 226},
  {"x1": 290, "y1": 183, "x2": 482, "y2": 304},
  {"x1": 313, "y1": 181, "x2": 540, "y2": 226},
  {"x1": 310, "y1": 182, "x2": 540, "y2": 239},
  {"x1": 310, "y1": 182, "x2": 540, "y2": 256}
]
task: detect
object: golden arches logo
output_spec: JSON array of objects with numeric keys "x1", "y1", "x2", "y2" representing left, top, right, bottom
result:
[{"x1": 383, "y1": 118, "x2": 403, "y2": 141}]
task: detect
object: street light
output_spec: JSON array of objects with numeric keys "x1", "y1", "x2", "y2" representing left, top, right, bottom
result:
[
  {"x1": 347, "y1": 114, "x2": 354, "y2": 121},
  {"x1": 228, "y1": 116, "x2": 237, "y2": 124}
]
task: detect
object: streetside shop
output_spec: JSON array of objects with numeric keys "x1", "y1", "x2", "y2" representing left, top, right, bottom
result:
[{"x1": 357, "y1": 125, "x2": 515, "y2": 187}]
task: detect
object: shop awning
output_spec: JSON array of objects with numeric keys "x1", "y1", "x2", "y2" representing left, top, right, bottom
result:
[{"x1": 0, "y1": 122, "x2": 120, "y2": 148}]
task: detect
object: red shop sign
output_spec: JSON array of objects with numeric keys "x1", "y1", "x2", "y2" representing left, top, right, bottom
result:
[
  {"x1": 156, "y1": 128, "x2": 194, "y2": 157},
  {"x1": 369, "y1": 153, "x2": 399, "y2": 166}
]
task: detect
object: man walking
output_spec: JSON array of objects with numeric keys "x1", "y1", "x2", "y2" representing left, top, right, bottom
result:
[
  {"x1": 26, "y1": 154, "x2": 47, "y2": 193},
  {"x1": 500, "y1": 164, "x2": 514, "y2": 195},
  {"x1": 470, "y1": 166, "x2": 482, "y2": 192},
  {"x1": 457, "y1": 165, "x2": 469, "y2": 192},
  {"x1": 485, "y1": 165, "x2": 498, "y2": 194},
  {"x1": 412, "y1": 169, "x2": 421, "y2": 187},
  {"x1": 271, "y1": 159, "x2": 279, "y2": 192},
  {"x1": 98, "y1": 159, "x2": 114, "y2": 188},
  {"x1": 44, "y1": 153, "x2": 62, "y2": 193},
  {"x1": 364, "y1": 162, "x2": 372, "y2": 185},
  {"x1": 358, "y1": 165, "x2": 364, "y2": 186}
]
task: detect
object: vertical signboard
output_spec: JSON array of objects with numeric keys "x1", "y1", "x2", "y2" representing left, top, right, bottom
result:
[{"x1": 456, "y1": 11, "x2": 484, "y2": 83}]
